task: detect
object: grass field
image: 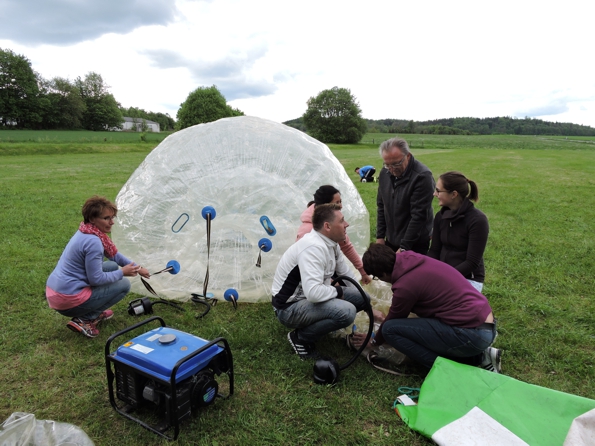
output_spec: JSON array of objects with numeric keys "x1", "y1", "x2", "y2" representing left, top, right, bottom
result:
[
  {"x1": 0, "y1": 129, "x2": 172, "y2": 156},
  {"x1": 0, "y1": 129, "x2": 172, "y2": 144},
  {"x1": 1, "y1": 131, "x2": 594, "y2": 445}
]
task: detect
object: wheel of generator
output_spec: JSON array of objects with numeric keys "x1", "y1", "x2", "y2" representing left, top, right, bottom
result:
[{"x1": 192, "y1": 372, "x2": 219, "y2": 408}]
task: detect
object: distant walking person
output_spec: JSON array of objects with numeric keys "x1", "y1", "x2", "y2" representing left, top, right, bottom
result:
[
  {"x1": 355, "y1": 165, "x2": 376, "y2": 182},
  {"x1": 46, "y1": 196, "x2": 150, "y2": 338},
  {"x1": 427, "y1": 171, "x2": 489, "y2": 292},
  {"x1": 376, "y1": 137, "x2": 435, "y2": 254}
]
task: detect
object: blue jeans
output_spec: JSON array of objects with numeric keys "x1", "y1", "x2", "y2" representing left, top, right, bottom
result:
[
  {"x1": 276, "y1": 287, "x2": 368, "y2": 343},
  {"x1": 382, "y1": 317, "x2": 496, "y2": 369},
  {"x1": 58, "y1": 261, "x2": 131, "y2": 321}
]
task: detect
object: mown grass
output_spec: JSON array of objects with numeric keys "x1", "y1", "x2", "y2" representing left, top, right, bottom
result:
[
  {"x1": 0, "y1": 129, "x2": 172, "y2": 143},
  {"x1": 0, "y1": 129, "x2": 172, "y2": 156},
  {"x1": 1, "y1": 133, "x2": 594, "y2": 445},
  {"x1": 361, "y1": 132, "x2": 595, "y2": 150}
]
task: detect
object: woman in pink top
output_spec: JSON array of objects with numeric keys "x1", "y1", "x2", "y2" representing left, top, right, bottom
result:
[{"x1": 297, "y1": 185, "x2": 372, "y2": 285}]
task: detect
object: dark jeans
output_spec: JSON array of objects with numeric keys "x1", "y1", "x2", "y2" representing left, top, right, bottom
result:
[{"x1": 382, "y1": 317, "x2": 496, "y2": 369}]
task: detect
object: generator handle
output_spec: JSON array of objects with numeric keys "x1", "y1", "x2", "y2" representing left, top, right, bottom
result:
[
  {"x1": 104, "y1": 316, "x2": 166, "y2": 357},
  {"x1": 170, "y1": 336, "x2": 234, "y2": 396}
]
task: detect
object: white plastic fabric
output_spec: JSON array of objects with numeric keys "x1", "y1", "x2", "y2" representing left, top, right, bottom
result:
[
  {"x1": 0, "y1": 412, "x2": 94, "y2": 446},
  {"x1": 432, "y1": 407, "x2": 529, "y2": 446},
  {"x1": 112, "y1": 116, "x2": 369, "y2": 302},
  {"x1": 564, "y1": 408, "x2": 595, "y2": 446}
]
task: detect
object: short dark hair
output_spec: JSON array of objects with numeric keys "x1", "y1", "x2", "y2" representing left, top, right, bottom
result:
[
  {"x1": 312, "y1": 203, "x2": 341, "y2": 231},
  {"x1": 82, "y1": 195, "x2": 117, "y2": 223},
  {"x1": 362, "y1": 243, "x2": 396, "y2": 279},
  {"x1": 354, "y1": 167, "x2": 360, "y2": 172}
]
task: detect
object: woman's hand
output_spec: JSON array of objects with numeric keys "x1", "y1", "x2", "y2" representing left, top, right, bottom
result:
[
  {"x1": 122, "y1": 263, "x2": 141, "y2": 277},
  {"x1": 138, "y1": 266, "x2": 150, "y2": 279},
  {"x1": 360, "y1": 273, "x2": 372, "y2": 285},
  {"x1": 372, "y1": 309, "x2": 386, "y2": 323},
  {"x1": 351, "y1": 332, "x2": 373, "y2": 349}
]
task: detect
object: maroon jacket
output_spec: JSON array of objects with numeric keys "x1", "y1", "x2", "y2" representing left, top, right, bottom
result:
[{"x1": 375, "y1": 252, "x2": 492, "y2": 346}]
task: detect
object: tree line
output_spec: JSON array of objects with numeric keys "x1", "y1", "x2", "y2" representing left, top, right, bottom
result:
[
  {"x1": 4, "y1": 46, "x2": 593, "y2": 140},
  {"x1": 286, "y1": 115, "x2": 595, "y2": 139},
  {"x1": 0, "y1": 48, "x2": 175, "y2": 131},
  {"x1": 366, "y1": 116, "x2": 595, "y2": 137}
]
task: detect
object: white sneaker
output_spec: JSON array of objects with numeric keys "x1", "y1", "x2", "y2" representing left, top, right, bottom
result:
[{"x1": 480, "y1": 347, "x2": 502, "y2": 373}]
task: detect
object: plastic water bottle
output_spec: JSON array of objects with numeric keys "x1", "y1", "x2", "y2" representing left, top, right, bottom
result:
[{"x1": 374, "y1": 344, "x2": 410, "y2": 366}]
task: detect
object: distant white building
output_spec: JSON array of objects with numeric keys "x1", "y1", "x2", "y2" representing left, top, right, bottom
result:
[{"x1": 120, "y1": 116, "x2": 160, "y2": 132}]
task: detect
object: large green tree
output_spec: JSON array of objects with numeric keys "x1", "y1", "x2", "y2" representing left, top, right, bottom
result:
[
  {"x1": 0, "y1": 48, "x2": 42, "y2": 128},
  {"x1": 40, "y1": 77, "x2": 86, "y2": 129},
  {"x1": 302, "y1": 86, "x2": 367, "y2": 144},
  {"x1": 75, "y1": 72, "x2": 122, "y2": 131},
  {"x1": 176, "y1": 85, "x2": 243, "y2": 130}
]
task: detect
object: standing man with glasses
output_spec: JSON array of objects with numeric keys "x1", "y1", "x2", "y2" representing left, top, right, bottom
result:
[{"x1": 376, "y1": 137, "x2": 435, "y2": 254}]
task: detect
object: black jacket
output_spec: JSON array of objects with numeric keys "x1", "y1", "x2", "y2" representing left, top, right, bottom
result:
[
  {"x1": 376, "y1": 155, "x2": 435, "y2": 253},
  {"x1": 427, "y1": 198, "x2": 489, "y2": 283}
]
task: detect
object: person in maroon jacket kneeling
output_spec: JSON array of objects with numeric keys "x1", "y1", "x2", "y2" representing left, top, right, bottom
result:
[{"x1": 353, "y1": 243, "x2": 502, "y2": 373}]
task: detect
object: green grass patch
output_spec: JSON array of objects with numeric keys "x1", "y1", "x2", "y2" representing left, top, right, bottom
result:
[
  {"x1": 1, "y1": 133, "x2": 594, "y2": 445},
  {"x1": 0, "y1": 129, "x2": 172, "y2": 155}
]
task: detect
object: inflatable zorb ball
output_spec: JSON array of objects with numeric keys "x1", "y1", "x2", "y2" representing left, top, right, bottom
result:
[{"x1": 112, "y1": 116, "x2": 369, "y2": 302}]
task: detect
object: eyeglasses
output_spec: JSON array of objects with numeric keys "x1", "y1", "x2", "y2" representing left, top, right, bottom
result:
[
  {"x1": 101, "y1": 215, "x2": 117, "y2": 221},
  {"x1": 383, "y1": 156, "x2": 407, "y2": 170},
  {"x1": 435, "y1": 188, "x2": 450, "y2": 194}
]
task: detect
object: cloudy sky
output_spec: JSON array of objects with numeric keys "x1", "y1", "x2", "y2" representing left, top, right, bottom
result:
[{"x1": 1, "y1": 0, "x2": 593, "y2": 126}]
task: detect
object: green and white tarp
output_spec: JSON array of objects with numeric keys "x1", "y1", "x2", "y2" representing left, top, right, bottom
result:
[{"x1": 396, "y1": 357, "x2": 595, "y2": 445}]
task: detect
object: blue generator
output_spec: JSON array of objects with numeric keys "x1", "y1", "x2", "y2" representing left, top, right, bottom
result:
[{"x1": 105, "y1": 317, "x2": 234, "y2": 440}]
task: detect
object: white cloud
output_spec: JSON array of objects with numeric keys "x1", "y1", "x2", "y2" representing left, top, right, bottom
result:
[{"x1": 1, "y1": 0, "x2": 594, "y2": 126}]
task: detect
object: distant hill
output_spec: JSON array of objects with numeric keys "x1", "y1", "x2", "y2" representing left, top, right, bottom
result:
[
  {"x1": 283, "y1": 116, "x2": 595, "y2": 137},
  {"x1": 283, "y1": 117, "x2": 306, "y2": 132}
]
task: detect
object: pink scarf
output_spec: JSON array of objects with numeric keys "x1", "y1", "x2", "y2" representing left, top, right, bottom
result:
[{"x1": 79, "y1": 222, "x2": 118, "y2": 258}]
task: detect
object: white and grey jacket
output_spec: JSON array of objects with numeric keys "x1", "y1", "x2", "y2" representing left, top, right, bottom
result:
[{"x1": 271, "y1": 230, "x2": 356, "y2": 310}]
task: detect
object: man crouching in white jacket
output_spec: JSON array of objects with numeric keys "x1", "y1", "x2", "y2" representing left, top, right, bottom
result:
[{"x1": 272, "y1": 203, "x2": 369, "y2": 360}]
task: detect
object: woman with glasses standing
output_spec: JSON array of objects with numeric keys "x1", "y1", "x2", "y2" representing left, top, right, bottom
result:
[
  {"x1": 46, "y1": 195, "x2": 150, "y2": 338},
  {"x1": 296, "y1": 185, "x2": 372, "y2": 285},
  {"x1": 427, "y1": 172, "x2": 489, "y2": 292}
]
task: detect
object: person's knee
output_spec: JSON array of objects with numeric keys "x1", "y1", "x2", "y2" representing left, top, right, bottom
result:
[
  {"x1": 122, "y1": 278, "x2": 131, "y2": 293},
  {"x1": 381, "y1": 318, "x2": 409, "y2": 338},
  {"x1": 102, "y1": 260, "x2": 119, "y2": 272},
  {"x1": 342, "y1": 288, "x2": 368, "y2": 310},
  {"x1": 335, "y1": 305, "x2": 357, "y2": 326},
  {"x1": 116, "y1": 278, "x2": 131, "y2": 296}
]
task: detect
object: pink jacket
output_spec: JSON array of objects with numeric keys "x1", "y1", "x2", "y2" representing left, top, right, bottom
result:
[{"x1": 296, "y1": 204, "x2": 367, "y2": 276}]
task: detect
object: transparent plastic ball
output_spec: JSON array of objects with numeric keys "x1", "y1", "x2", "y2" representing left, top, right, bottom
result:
[{"x1": 112, "y1": 116, "x2": 369, "y2": 302}]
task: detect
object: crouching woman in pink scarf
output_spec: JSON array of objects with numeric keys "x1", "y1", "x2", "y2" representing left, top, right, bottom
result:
[{"x1": 46, "y1": 196, "x2": 149, "y2": 338}]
